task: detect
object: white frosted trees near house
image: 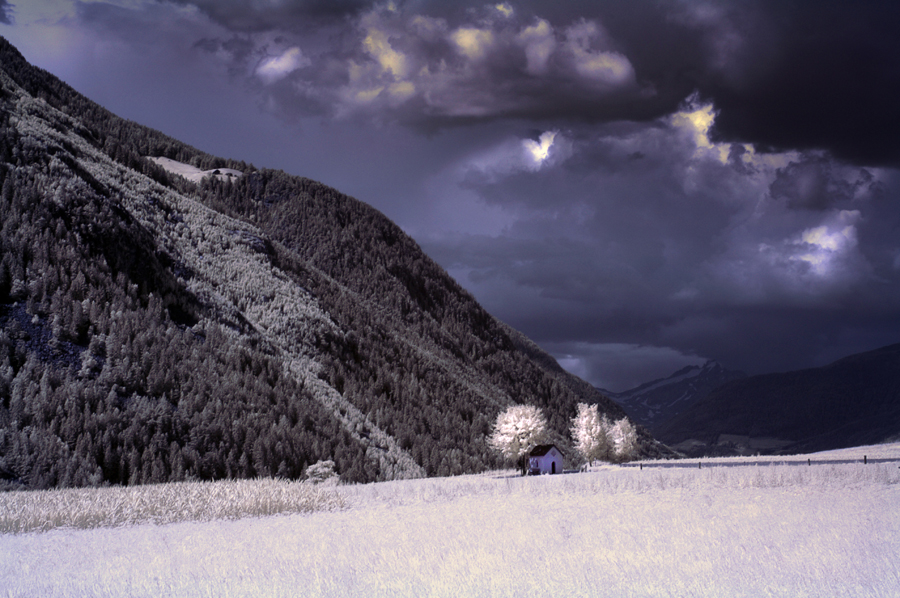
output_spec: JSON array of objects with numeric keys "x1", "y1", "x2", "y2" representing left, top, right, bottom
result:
[
  {"x1": 570, "y1": 403, "x2": 639, "y2": 465},
  {"x1": 570, "y1": 403, "x2": 612, "y2": 466},
  {"x1": 488, "y1": 404, "x2": 549, "y2": 474},
  {"x1": 611, "y1": 417, "x2": 638, "y2": 462}
]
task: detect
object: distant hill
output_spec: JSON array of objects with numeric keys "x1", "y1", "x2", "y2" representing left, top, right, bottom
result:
[
  {"x1": 601, "y1": 361, "x2": 746, "y2": 433},
  {"x1": 0, "y1": 37, "x2": 671, "y2": 489},
  {"x1": 655, "y1": 343, "x2": 900, "y2": 457}
]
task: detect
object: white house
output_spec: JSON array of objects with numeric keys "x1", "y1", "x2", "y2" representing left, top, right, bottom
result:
[{"x1": 528, "y1": 444, "x2": 564, "y2": 475}]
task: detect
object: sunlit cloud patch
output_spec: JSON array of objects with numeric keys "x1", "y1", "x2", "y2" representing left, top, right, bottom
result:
[{"x1": 255, "y1": 46, "x2": 310, "y2": 83}]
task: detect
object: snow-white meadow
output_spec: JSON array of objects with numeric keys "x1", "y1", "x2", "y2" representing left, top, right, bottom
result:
[{"x1": 2, "y1": 444, "x2": 898, "y2": 597}]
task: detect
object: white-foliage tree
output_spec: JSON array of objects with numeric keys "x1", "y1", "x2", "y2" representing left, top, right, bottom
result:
[
  {"x1": 570, "y1": 403, "x2": 612, "y2": 467},
  {"x1": 570, "y1": 404, "x2": 641, "y2": 466},
  {"x1": 304, "y1": 459, "x2": 339, "y2": 485},
  {"x1": 488, "y1": 404, "x2": 549, "y2": 474},
  {"x1": 611, "y1": 417, "x2": 639, "y2": 462}
]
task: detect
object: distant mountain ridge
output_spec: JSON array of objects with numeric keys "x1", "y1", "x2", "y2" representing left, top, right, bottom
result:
[
  {"x1": 600, "y1": 361, "x2": 747, "y2": 433},
  {"x1": 0, "y1": 37, "x2": 672, "y2": 490},
  {"x1": 655, "y1": 343, "x2": 900, "y2": 457}
]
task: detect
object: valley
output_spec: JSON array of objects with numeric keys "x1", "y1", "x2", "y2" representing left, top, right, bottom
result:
[
  {"x1": 2, "y1": 4, "x2": 899, "y2": 595},
  {"x1": 0, "y1": 37, "x2": 660, "y2": 490}
]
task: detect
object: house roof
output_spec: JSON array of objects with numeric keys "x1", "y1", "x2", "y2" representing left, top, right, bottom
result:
[{"x1": 529, "y1": 444, "x2": 562, "y2": 457}]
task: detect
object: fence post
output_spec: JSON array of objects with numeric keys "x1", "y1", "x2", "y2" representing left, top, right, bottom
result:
[{"x1": 864, "y1": 455, "x2": 867, "y2": 465}]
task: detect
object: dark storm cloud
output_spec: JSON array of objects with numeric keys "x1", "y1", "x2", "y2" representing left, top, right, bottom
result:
[
  {"x1": 536, "y1": 1, "x2": 900, "y2": 167},
  {"x1": 769, "y1": 157, "x2": 877, "y2": 211},
  {"x1": 166, "y1": 0, "x2": 371, "y2": 31},
  {"x1": 526, "y1": 0, "x2": 900, "y2": 167},
  {"x1": 694, "y1": 1, "x2": 900, "y2": 167},
  {"x1": 193, "y1": 36, "x2": 255, "y2": 64},
  {"x1": 158, "y1": 1, "x2": 664, "y2": 127},
  {"x1": 420, "y1": 101, "x2": 900, "y2": 387},
  {"x1": 163, "y1": 0, "x2": 900, "y2": 167},
  {"x1": 0, "y1": 1, "x2": 12, "y2": 26}
]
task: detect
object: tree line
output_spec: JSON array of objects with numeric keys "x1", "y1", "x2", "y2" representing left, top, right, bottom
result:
[{"x1": 488, "y1": 403, "x2": 638, "y2": 474}]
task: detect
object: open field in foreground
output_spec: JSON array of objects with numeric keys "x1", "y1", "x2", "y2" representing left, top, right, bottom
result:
[{"x1": 2, "y1": 444, "x2": 899, "y2": 597}]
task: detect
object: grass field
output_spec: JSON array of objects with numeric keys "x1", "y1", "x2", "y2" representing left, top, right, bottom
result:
[{"x1": 2, "y1": 444, "x2": 898, "y2": 597}]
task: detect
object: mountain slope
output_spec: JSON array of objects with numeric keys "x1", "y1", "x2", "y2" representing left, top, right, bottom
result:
[
  {"x1": 602, "y1": 361, "x2": 747, "y2": 433},
  {"x1": 655, "y1": 343, "x2": 900, "y2": 456},
  {"x1": 0, "y1": 38, "x2": 670, "y2": 489}
]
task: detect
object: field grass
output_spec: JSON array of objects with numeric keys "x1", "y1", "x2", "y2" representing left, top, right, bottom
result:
[
  {"x1": 0, "y1": 478, "x2": 347, "y2": 534},
  {"x1": 1, "y1": 444, "x2": 898, "y2": 597}
]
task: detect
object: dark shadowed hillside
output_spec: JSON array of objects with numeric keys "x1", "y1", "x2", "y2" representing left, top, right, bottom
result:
[
  {"x1": 0, "y1": 37, "x2": 670, "y2": 489},
  {"x1": 656, "y1": 343, "x2": 900, "y2": 456},
  {"x1": 602, "y1": 361, "x2": 746, "y2": 433}
]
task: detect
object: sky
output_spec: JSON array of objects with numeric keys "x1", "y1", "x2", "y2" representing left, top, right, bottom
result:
[{"x1": 3, "y1": 0, "x2": 900, "y2": 391}]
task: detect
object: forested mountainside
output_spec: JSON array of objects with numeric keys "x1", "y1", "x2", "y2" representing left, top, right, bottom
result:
[
  {"x1": 0, "y1": 38, "x2": 670, "y2": 489},
  {"x1": 656, "y1": 343, "x2": 900, "y2": 457}
]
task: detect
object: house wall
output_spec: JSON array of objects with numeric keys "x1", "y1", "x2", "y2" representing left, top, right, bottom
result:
[{"x1": 529, "y1": 448, "x2": 563, "y2": 474}]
